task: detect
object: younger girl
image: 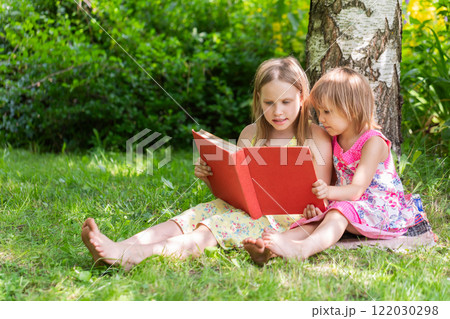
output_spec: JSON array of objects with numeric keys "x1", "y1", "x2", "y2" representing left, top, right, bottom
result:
[
  {"x1": 243, "y1": 67, "x2": 420, "y2": 264},
  {"x1": 81, "y1": 57, "x2": 333, "y2": 270}
]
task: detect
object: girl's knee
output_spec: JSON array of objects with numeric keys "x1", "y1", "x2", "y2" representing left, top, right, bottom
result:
[
  {"x1": 325, "y1": 209, "x2": 345, "y2": 219},
  {"x1": 324, "y1": 209, "x2": 349, "y2": 225},
  {"x1": 325, "y1": 210, "x2": 361, "y2": 234},
  {"x1": 195, "y1": 224, "x2": 212, "y2": 233},
  {"x1": 194, "y1": 225, "x2": 218, "y2": 247}
]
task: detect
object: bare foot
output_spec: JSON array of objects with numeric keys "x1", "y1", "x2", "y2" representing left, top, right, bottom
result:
[
  {"x1": 262, "y1": 228, "x2": 309, "y2": 261},
  {"x1": 243, "y1": 237, "x2": 276, "y2": 266},
  {"x1": 81, "y1": 218, "x2": 145, "y2": 271},
  {"x1": 81, "y1": 219, "x2": 106, "y2": 266}
]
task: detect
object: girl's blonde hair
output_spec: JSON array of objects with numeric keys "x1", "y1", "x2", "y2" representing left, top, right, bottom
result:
[
  {"x1": 252, "y1": 57, "x2": 311, "y2": 145},
  {"x1": 307, "y1": 67, "x2": 381, "y2": 133}
]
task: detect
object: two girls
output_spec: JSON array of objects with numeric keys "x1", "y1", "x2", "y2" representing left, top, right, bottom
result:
[
  {"x1": 81, "y1": 57, "x2": 332, "y2": 270},
  {"x1": 243, "y1": 67, "x2": 420, "y2": 264}
]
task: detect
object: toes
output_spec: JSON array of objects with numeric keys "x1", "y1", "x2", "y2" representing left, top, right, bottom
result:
[
  {"x1": 90, "y1": 238, "x2": 100, "y2": 248},
  {"x1": 243, "y1": 238, "x2": 257, "y2": 245},
  {"x1": 88, "y1": 230, "x2": 102, "y2": 244},
  {"x1": 262, "y1": 228, "x2": 276, "y2": 235},
  {"x1": 261, "y1": 232, "x2": 273, "y2": 240},
  {"x1": 86, "y1": 218, "x2": 100, "y2": 233},
  {"x1": 265, "y1": 241, "x2": 276, "y2": 252},
  {"x1": 254, "y1": 238, "x2": 265, "y2": 249},
  {"x1": 83, "y1": 218, "x2": 93, "y2": 229}
]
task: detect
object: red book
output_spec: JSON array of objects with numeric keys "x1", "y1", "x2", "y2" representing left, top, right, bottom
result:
[{"x1": 193, "y1": 129, "x2": 327, "y2": 219}]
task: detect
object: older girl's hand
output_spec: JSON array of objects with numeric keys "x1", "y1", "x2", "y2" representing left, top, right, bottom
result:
[
  {"x1": 303, "y1": 204, "x2": 324, "y2": 220},
  {"x1": 194, "y1": 158, "x2": 212, "y2": 182},
  {"x1": 312, "y1": 179, "x2": 329, "y2": 199}
]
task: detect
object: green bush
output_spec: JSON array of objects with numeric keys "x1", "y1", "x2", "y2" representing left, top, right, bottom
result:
[
  {"x1": 1, "y1": 0, "x2": 309, "y2": 151},
  {"x1": 4, "y1": 0, "x2": 446, "y2": 156}
]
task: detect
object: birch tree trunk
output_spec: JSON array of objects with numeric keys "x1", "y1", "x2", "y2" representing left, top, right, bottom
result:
[{"x1": 305, "y1": 0, "x2": 403, "y2": 155}]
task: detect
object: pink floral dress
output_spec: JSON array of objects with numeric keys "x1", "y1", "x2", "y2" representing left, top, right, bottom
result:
[{"x1": 292, "y1": 130, "x2": 417, "y2": 239}]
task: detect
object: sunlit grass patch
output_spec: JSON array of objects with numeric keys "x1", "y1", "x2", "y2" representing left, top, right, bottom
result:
[{"x1": 0, "y1": 147, "x2": 448, "y2": 300}]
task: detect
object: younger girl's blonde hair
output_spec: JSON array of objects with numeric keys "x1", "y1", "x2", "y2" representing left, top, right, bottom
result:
[
  {"x1": 307, "y1": 67, "x2": 381, "y2": 133},
  {"x1": 252, "y1": 57, "x2": 311, "y2": 145}
]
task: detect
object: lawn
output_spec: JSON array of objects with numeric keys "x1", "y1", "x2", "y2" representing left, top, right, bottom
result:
[{"x1": 0, "y1": 145, "x2": 448, "y2": 300}]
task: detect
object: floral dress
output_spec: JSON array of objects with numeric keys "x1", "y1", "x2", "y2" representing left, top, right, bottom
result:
[{"x1": 292, "y1": 130, "x2": 417, "y2": 239}]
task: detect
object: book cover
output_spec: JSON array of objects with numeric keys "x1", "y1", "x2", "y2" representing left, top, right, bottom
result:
[{"x1": 193, "y1": 129, "x2": 326, "y2": 219}]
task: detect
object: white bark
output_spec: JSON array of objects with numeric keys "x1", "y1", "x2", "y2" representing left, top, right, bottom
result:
[
  {"x1": 336, "y1": 1, "x2": 399, "y2": 88},
  {"x1": 306, "y1": 0, "x2": 403, "y2": 154}
]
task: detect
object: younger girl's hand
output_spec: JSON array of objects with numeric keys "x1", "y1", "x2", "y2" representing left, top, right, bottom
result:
[
  {"x1": 194, "y1": 158, "x2": 212, "y2": 182},
  {"x1": 312, "y1": 179, "x2": 329, "y2": 199},
  {"x1": 303, "y1": 204, "x2": 323, "y2": 220}
]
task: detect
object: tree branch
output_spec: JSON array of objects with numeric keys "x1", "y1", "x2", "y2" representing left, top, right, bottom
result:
[{"x1": 26, "y1": 62, "x2": 90, "y2": 89}]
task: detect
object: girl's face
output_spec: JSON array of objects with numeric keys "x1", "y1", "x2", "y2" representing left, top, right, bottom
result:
[
  {"x1": 260, "y1": 79, "x2": 301, "y2": 136},
  {"x1": 315, "y1": 102, "x2": 352, "y2": 137}
]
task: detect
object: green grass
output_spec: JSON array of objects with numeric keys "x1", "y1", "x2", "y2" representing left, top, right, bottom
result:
[{"x1": 0, "y1": 145, "x2": 448, "y2": 300}]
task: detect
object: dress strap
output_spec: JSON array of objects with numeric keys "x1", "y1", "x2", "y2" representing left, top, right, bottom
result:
[
  {"x1": 334, "y1": 130, "x2": 391, "y2": 165},
  {"x1": 354, "y1": 130, "x2": 391, "y2": 151}
]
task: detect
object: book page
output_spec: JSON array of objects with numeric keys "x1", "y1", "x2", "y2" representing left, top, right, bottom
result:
[{"x1": 198, "y1": 129, "x2": 240, "y2": 153}]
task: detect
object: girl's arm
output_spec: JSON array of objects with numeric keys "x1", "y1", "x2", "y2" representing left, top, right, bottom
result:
[
  {"x1": 309, "y1": 124, "x2": 333, "y2": 185},
  {"x1": 313, "y1": 136, "x2": 389, "y2": 201},
  {"x1": 303, "y1": 124, "x2": 332, "y2": 219}
]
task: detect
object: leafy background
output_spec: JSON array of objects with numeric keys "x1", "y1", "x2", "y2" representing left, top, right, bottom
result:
[
  {"x1": 2, "y1": 0, "x2": 446, "y2": 156},
  {"x1": 1, "y1": 0, "x2": 309, "y2": 151},
  {"x1": 401, "y1": 0, "x2": 449, "y2": 154}
]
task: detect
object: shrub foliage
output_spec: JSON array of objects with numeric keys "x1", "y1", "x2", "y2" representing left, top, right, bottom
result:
[
  {"x1": 1, "y1": 0, "x2": 309, "y2": 151},
  {"x1": 1, "y1": 0, "x2": 448, "y2": 156},
  {"x1": 401, "y1": 0, "x2": 449, "y2": 155}
]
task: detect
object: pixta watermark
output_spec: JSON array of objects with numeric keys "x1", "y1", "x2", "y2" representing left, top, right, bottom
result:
[{"x1": 126, "y1": 129, "x2": 172, "y2": 175}]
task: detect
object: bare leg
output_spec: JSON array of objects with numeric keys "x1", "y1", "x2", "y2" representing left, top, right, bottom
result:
[
  {"x1": 119, "y1": 220, "x2": 183, "y2": 245},
  {"x1": 243, "y1": 222, "x2": 321, "y2": 265},
  {"x1": 82, "y1": 218, "x2": 218, "y2": 270},
  {"x1": 129, "y1": 225, "x2": 218, "y2": 260},
  {"x1": 269, "y1": 222, "x2": 321, "y2": 241},
  {"x1": 264, "y1": 210, "x2": 351, "y2": 260},
  {"x1": 81, "y1": 218, "x2": 183, "y2": 268}
]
